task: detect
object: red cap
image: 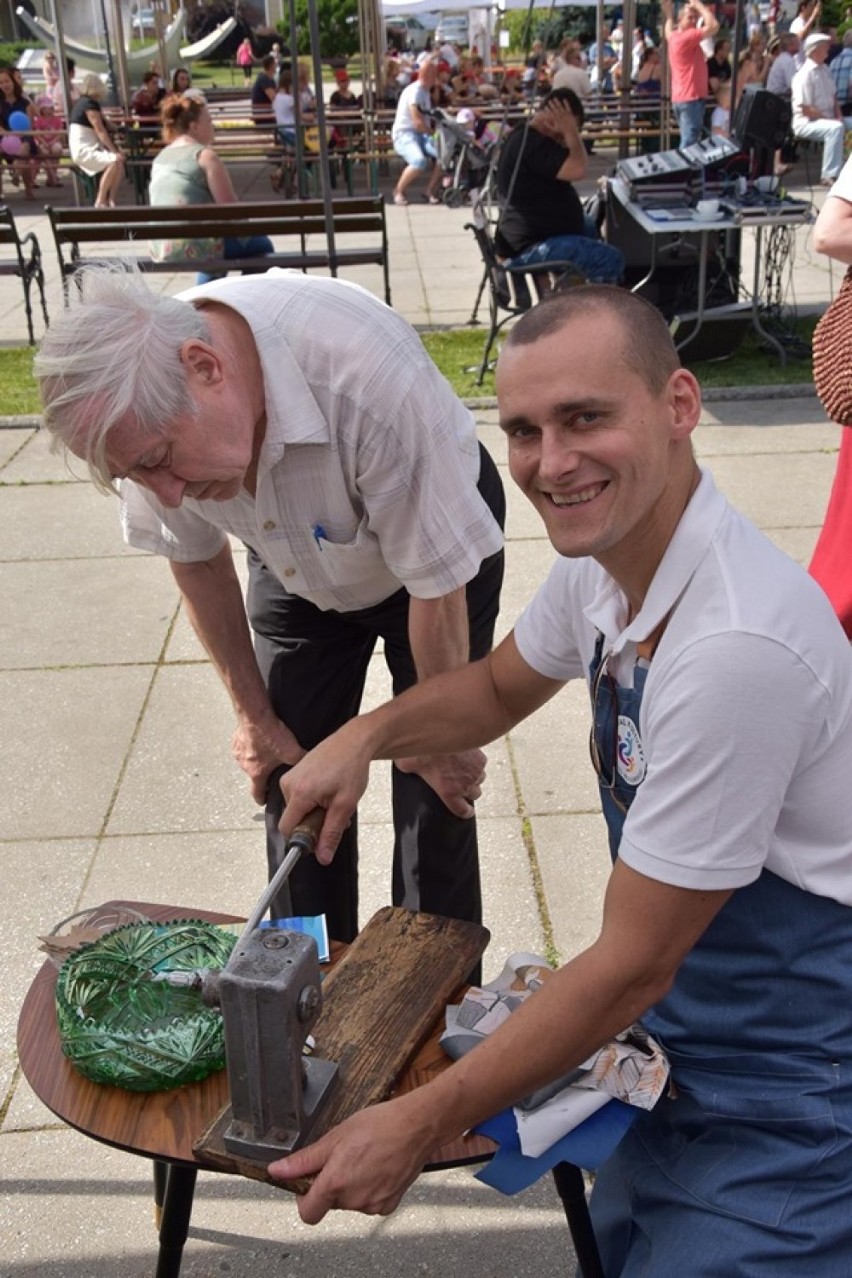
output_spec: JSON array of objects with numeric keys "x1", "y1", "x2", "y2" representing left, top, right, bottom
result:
[{"x1": 334, "y1": 68, "x2": 349, "y2": 83}]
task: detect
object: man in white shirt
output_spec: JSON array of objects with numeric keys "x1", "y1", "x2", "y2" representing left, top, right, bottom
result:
[
  {"x1": 34, "y1": 268, "x2": 505, "y2": 953},
  {"x1": 550, "y1": 48, "x2": 593, "y2": 99},
  {"x1": 790, "y1": 0, "x2": 821, "y2": 53},
  {"x1": 792, "y1": 30, "x2": 852, "y2": 180},
  {"x1": 766, "y1": 31, "x2": 800, "y2": 95},
  {"x1": 437, "y1": 40, "x2": 460, "y2": 70},
  {"x1": 587, "y1": 26, "x2": 618, "y2": 92},
  {"x1": 390, "y1": 56, "x2": 441, "y2": 205},
  {"x1": 630, "y1": 26, "x2": 651, "y2": 78},
  {"x1": 268, "y1": 285, "x2": 852, "y2": 1278}
]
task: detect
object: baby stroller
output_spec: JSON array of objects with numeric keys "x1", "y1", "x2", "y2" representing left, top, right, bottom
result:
[{"x1": 431, "y1": 107, "x2": 500, "y2": 208}]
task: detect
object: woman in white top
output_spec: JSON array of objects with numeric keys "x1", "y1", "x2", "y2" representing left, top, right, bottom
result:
[
  {"x1": 273, "y1": 66, "x2": 297, "y2": 146},
  {"x1": 297, "y1": 62, "x2": 316, "y2": 114},
  {"x1": 273, "y1": 65, "x2": 315, "y2": 148},
  {"x1": 68, "y1": 72, "x2": 124, "y2": 207}
]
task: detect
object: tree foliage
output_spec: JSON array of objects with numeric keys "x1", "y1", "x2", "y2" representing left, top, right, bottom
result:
[
  {"x1": 277, "y1": 0, "x2": 359, "y2": 59},
  {"x1": 500, "y1": 4, "x2": 662, "y2": 55}
]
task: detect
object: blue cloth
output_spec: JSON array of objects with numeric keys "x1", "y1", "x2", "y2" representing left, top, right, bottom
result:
[
  {"x1": 195, "y1": 234, "x2": 274, "y2": 286},
  {"x1": 474, "y1": 1100, "x2": 638, "y2": 1194},
  {"x1": 586, "y1": 633, "x2": 852, "y2": 1276},
  {"x1": 831, "y1": 47, "x2": 852, "y2": 105},
  {"x1": 505, "y1": 233, "x2": 625, "y2": 285}
]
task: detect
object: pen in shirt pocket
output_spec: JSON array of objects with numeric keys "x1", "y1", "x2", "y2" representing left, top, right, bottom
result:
[{"x1": 312, "y1": 523, "x2": 327, "y2": 550}]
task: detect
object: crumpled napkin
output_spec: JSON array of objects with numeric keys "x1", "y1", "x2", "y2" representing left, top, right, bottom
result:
[{"x1": 441, "y1": 952, "x2": 670, "y2": 1158}]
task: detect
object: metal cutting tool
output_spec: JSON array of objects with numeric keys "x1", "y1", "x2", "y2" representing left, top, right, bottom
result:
[{"x1": 196, "y1": 810, "x2": 339, "y2": 1162}]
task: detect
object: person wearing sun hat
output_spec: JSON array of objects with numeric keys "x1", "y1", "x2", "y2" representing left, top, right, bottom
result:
[{"x1": 791, "y1": 30, "x2": 852, "y2": 183}]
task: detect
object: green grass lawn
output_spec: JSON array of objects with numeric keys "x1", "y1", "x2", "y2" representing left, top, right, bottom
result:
[
  {"x1": 421, "y1": 314, "x2": 817, "y2": 398},
  {"x1": 0, "y1": 347, "x2": 40, "y2": 416},
  {"x1": 2, "y1": 314, "x2": 816, "y2": 420},
  {"x1": 182, "y1": 60, "x2": 348, "y2": 92}
]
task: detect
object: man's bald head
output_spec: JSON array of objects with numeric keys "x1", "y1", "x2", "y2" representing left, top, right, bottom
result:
[{"x1": 504, "y1": 286, "x2": 682, "y2": 397}]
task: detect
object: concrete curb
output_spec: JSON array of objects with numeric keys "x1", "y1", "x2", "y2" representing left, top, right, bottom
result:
[
  {"x1": 463, "y1": 383, "x2": 817, "y2": 411},
  {"x1": 0, "y1": 383, "x2": 818, "y2": 431}
]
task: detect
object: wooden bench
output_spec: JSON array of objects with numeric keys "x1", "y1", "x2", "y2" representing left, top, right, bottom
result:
[
  {"x1": 0, "y1": 204, "x2": 48, "y2": 345},
  {"x1": 46, "y1": 197, "x2": 391, "y2": 306}
]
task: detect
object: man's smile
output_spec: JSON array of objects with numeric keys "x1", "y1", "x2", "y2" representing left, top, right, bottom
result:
[{"x1": 547, "y1": 481, "x2": 609, "y2": 508}]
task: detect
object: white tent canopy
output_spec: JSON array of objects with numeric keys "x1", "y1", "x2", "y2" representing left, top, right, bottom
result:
[{"x1": 380, "y1": 0, "x2": 607, "y2": 12}]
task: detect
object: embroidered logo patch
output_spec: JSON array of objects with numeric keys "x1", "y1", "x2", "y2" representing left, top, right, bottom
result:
[{"x1": 616, "y1": 715, "x2": 646, "y2": 786}]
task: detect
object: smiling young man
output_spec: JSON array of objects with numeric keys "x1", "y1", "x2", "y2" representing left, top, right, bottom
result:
[
  {"x1": 35, "y1": 267, "x2": 505, "y2": 954},
  {"x1": 270, "y1": 286, "x2": 852, "y2": 1275}
]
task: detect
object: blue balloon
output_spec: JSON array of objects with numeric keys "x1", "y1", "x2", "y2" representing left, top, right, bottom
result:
[{"x1": 7, "y1": 111, "x2": 30, "y2": 132}]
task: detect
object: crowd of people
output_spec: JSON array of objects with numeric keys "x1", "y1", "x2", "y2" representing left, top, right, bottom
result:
[
  {"x1": 379, "y1": 1, "x2": 852, "y2": 188},
  {"x1": 0, "y1": 57, "x2": 73, "y2": 198},
  {"x1": 8, "y1": 6, "x2": 847, "y2": 322},
  {"x1": 11, "y1": 0, "x2": 852, "y2": 211}
]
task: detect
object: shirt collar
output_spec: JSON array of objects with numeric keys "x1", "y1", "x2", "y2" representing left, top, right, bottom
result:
[
  {"x1": 178, "y1": 278, "x2": 332, "y2": 469},
  {"x1": 583, "y1": 467, "x2": 728, "y2": 654}
]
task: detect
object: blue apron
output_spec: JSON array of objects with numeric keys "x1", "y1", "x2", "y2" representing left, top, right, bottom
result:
[{"x1": 585, "y1": 633, "x2": 852, "y2": 1277}]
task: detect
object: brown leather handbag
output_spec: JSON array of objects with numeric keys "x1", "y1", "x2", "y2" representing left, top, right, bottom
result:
[{"x1": 813, "y1": 267, "x2": 852, "y2": 426}]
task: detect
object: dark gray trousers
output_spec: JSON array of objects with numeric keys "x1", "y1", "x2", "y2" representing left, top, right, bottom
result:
[{"x1": 247, "y1": 444, "x2": 505, "y2": 947}]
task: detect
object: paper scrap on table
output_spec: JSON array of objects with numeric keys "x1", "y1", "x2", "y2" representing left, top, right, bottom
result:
[
  {"x1": 217, "y1": 915, "x2": 330, "y2": 963},
  {"x1": 441, "y1": 952, "x2": 670, "y2": 1158}
]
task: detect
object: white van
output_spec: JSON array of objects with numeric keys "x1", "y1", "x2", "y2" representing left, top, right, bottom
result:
[
  {"x1": 386, "y1": 13, "x2": 439, "y2": 53},
  {"x1": 435, "y1": 14, "x2": 469, "y2": 49}
]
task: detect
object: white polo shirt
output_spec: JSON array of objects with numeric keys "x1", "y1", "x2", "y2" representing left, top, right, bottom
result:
[
  {"x1": 120, "y1": 273, "x2": 503, "y2": 611},
  {"x1": 514, "y1": 468, "x2": 852, "y2": 905},
  {"x1": 792, "y1": 58, "x2": 839, "y2": 126}
]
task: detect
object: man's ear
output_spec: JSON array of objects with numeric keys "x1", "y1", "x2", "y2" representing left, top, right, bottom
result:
[
  {"x1": 179, "y1": 339, "x2": 223, "y2": 387},
  {"x1": 668, "y1": 367, "x2": 702, "y2": 442}
]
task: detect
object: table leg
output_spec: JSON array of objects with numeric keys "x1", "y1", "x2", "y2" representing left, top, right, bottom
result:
[
  {"x1": 748, "y1": 225, "x2": 788, "y2": 365},
  {"x1": 152, "y1": 1159, "x2": 168, "y2": 1228},
  {"x1": 155, "y1": 1164, "x2": 198, "y2": 1278},
  {"x1": 669, "y1": 230, "x2": 710, "y2": 356},
  {"x1": 551, "y1": 1161, "x2": 604, "y2": 1278}
]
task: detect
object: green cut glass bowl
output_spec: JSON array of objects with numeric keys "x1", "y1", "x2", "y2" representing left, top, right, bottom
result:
[{"x1": 55, "y1": 919, "x2": 236, "y2": 1092}]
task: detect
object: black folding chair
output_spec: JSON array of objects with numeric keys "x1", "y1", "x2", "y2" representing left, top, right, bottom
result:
[{"x1": 465, "y1": 193, "x2": 586, "y2": 385}]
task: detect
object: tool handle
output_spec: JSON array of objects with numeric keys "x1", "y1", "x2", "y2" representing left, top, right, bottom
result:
[
  {"x1": 236, "y1": 807, "x2": 326, "y2": 946},
  {"x1": 287, "y1": 806, "x2": 325, "y2": 857}
]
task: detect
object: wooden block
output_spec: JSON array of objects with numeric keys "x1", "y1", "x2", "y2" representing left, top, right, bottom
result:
[{"x1": 193, "y1": 907, "x2": 489, "y2": 1188}]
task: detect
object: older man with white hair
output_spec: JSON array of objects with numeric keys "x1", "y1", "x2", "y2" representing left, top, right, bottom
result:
[
  {"x1": 792, "y1": 30, "x2": 852, "y2": 182},
  {"x1": 34, "y1": 268, "x2": 505, "y2": 955}
]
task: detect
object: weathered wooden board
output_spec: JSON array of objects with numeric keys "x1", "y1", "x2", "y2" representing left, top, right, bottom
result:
[{"x1": 194, "y1": 906, "x2": 490, "y2": 1187}]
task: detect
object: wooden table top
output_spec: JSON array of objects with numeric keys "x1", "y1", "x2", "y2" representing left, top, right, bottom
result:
[{"x1": 17, "y1": 900, "x2": 495, "y2": 1174}]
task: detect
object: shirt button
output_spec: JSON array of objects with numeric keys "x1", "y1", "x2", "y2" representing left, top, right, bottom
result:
[
  {"x1": 283, "y1": 567, "x2": 296, "y2": 578},
  {"x1": 262, "y1": 519, "x2": 276, "y2": 531}
]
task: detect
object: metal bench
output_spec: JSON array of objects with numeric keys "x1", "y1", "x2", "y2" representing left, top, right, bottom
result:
[
  {"x1": 0, "y1": 204, "x2": 48, "y2": 345},
  {"x1": 46, "y1": 196, "x2": 391, "y2": 306}
]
